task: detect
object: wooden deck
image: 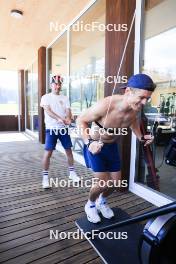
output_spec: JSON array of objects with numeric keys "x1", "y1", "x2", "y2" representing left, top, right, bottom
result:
[{"x1": 0, "y1": 134, "x2": 155, "y2": 264}]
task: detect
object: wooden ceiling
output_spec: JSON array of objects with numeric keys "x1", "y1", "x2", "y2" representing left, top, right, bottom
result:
[{"x1": 0, "y1": 0, "x2": 91, "y2": 71}]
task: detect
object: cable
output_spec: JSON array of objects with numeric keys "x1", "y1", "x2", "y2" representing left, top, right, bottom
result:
[{"x1": 99, "y1": 9, "x2": 136, "y2": 142}]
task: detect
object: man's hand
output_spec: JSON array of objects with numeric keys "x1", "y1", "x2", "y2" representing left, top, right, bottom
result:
[
  {"x1": 141, "y1": 134, "x2": 154, "y2": 146},
  {"x1": 63, "y1": 118, "x2": 72, "y2": 125},
  {"x1": 88, "y1": 141, "x2": 104, "y2": 154},
  {"x1": 56, "y1": 117, "x2": 64, "y2": 123}
]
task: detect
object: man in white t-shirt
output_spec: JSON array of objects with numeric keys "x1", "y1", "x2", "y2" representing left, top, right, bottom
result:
[{"x1": 40, "y1": 75, "x2": 80, "y2": 188}]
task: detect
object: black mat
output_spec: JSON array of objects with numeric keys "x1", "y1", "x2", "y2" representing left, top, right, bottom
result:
[{"x1": 75, "y1": 208, "x2": 144, "y2": 264}]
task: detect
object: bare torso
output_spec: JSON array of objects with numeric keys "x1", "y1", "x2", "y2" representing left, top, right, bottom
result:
[{"x1": 90, "y1": 95, "x2": 137, "y2": 143}]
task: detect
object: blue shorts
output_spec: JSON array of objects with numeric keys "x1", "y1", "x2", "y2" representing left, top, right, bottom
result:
[
  {"x1": 45, "y1": 129, "x2": 72, "y2": 150},
  {"x1": 83, "y1": 143, "x2": 121, "y2": 172}
]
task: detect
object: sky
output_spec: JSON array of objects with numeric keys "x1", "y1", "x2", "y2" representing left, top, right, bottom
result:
[{"x1": 144, "y1": 27, "x2": 176, "y2": 79}]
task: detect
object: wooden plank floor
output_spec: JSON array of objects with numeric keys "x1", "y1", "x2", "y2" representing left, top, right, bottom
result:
[{"x1": 0, "y1": 134, "x2": 155, "y2": 264}]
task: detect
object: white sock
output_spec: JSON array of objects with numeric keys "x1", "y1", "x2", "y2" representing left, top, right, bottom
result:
[
  {"x1": 69, "y1": 166, "x2": 75, "y2": 172},
  {"x1": 87, "y1": 199, "x2": 95, "y2": 208},
  {"x1": 98, "y1": 193, "x2": 107, "y2": 204},
  {"x1": 43, "y1": 171, "x2": 48, "y2": 178}
]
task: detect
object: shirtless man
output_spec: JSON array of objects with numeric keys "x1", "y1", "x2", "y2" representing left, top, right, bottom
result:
[{"x1": 77, "y1": 73, "x2": 156, "y2": 223}]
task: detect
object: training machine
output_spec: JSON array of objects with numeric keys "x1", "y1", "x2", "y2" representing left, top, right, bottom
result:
[{"x1": 76, "y1": 202, "x2": 176, "y2": 264}]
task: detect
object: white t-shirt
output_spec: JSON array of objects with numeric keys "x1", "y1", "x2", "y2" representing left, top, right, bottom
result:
[{"x1": 40, "y1": 93, "x2": 70, "y2": 129}]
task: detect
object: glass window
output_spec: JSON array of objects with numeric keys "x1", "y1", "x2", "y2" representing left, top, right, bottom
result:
[
  {"x1": 0, "y1": 71, "x2": 18, "y2": 115},
  {"x1": 48, "y1": 32, "x2": 68, "y2": 96},
  {"x1": 26, "y1": 67, "x2": 32, "y2": 130},
  {"x1": 136, "y1": 0, "x2": 176, "y2": 199},
  {"x1": 32, "y1": 60, "x2": 38, "y2": 131},
  {"x1": 26, "y1": 60, "x2": 38, "y2": 132},
  {"x1": 70, "y1": 0, "x2": 105, "y2": 114}
]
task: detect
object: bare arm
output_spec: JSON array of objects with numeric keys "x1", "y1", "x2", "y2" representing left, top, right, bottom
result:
[
  {"x1": 42, "y1": 105, "x2": 64, "y2": 123},
  {"x1": 64, "y1": 108, "x2": 72, "y2": 125},
  {"x1": 77, "y1": 98, "x2": 108, "y2": 143},
  {"x1": 66, "y1": 108, "x2": 72, "y2": 119},
  {"x1": 130, "y1": 117, "x2": 154, "y2": 146},
  {"x1": 130, "y1": 117, "x2": 143, "y2": 140}
]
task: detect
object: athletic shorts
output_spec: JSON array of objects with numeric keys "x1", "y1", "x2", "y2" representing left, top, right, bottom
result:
[
  {"x1": 45, "y1": 129, "x2": 72, "y2": 150},
  {"x1": 83, "y1": 142, "x2": 121, "y2": 172}
]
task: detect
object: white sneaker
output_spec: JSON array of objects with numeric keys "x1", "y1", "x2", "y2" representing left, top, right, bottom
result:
[
  {"x1": 42, "y1": 175, "x2": 50, "y2": 189},
  {"x1": 69, "y1": 171, "x2": 81, "y2": 183},
  {"x1": 85, "y1": 202, "x2": 101, "y2": 223},
  {"x1": 96, "y1": 201, "x2": 114, "y2": 219}
]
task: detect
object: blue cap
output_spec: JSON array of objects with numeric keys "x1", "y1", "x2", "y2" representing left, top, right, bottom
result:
[{"x1": 123, "y1": 74, "x2": 156, "y2": 91}]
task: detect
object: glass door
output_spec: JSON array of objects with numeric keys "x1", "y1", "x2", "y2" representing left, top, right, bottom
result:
[{"x1": 130, "y1": 0, "x2": 176, "y2": 206}]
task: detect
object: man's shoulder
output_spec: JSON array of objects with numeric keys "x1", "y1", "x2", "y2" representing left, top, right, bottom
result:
[
  {"x1": 41, "y1": 93, "x2": 52, "y2": 102},
  {"x1": 111, "y1": 94, "x2": 122, "y2": 104},
  {"x1": 101, "y1": 95, "x2": 122, "y2": 111},
  {"x1": 40, "y1": 93, "x2": 52, "y2": 107},
  {"x1": 42, "y1": 92, "x2": 52, "y2": 98}
]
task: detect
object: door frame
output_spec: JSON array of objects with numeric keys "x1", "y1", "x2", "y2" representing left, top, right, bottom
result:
[{"x1": 129, "y1": 0, "x2": 173, "y2": 206}]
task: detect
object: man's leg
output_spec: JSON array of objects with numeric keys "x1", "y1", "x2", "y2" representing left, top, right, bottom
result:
[
  {"x1": 42, "y1": 150, "x2": 53, "y2": 189},
  {"x1": 64, "y1": 148, "x2": 80, "y2": 182},
  {"x1": 42, "y1": 150, "x2": 53, "y2": 170},
  {"x1": 64, "y1": 148, "x2": 74, "y2": 167},
  {"x1": 96, "y1": 170, "x2": 120, "y2": 200},
  {"x1": 85, "y1": 172, "x2": 108, "y2": 223},
  {"x1": 110, "y1": 171, "x2": 122, "y2": 191},
  {"x1": 58, "y1": 129, "x2": 80, "y2": 182},
  {"x1": 85, "y1": 172, "x2": 115, "y2": 223},
  {"x1": 100, "y1": 171, "x2": 122, "y2": 196},
  {"x1": 90, "y1": 171, "x2": 121, "y2": 200},
  {"x1": 42, "y1": 129, "x2": 58, "y2": 189},
  {"x1": 89, "y1": 172, "x2": 110, "y2": 201},
  {"x1": 92, "y1": 172, "x2": 118, "y2": 219}
]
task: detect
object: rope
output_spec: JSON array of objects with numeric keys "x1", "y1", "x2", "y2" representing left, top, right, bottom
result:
[{"x1": 99, "y1": 9, "x2": 136, "y2": 142}]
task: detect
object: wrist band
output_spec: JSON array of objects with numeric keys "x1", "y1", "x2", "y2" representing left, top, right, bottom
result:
[{"x1": 86, "y1": 139, "x2": 96, "y2": 148}]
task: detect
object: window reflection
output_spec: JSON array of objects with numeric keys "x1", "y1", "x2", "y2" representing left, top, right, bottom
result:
[
  {"x1": 70, "y1": 0, "x2": 105, "y2": 114},
  {"x1": 136, "y1": 0, "x2": 176, "y2": 199},
  {"x1": 0, "y1": 71, "x2": 18, "y2": 115},
  {"x1": 48, "y1": 33, "x2": 67, "y2": 96},
  {"x1": 26, "y1": 61, "x2": 38, "y2": 132}
]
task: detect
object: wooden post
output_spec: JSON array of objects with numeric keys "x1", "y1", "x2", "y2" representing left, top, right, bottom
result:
[{"x1": 105, "y1": 0, "x2": 136, "y2": 188}]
